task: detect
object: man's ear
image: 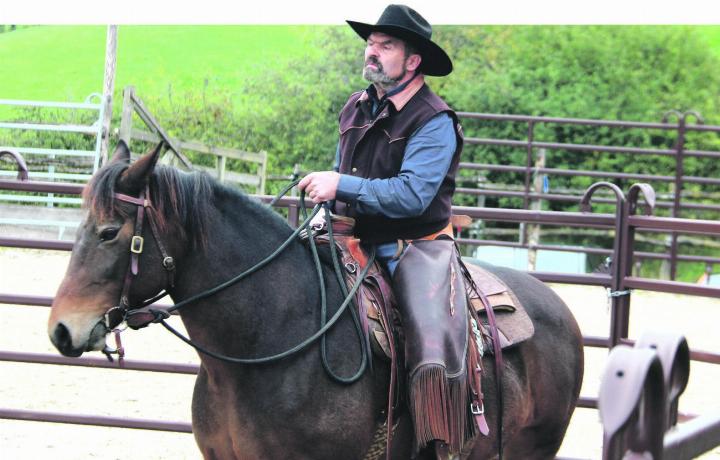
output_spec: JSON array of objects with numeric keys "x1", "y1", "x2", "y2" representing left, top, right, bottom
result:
[
  {"x1": 117, "y1": 141, "x2": 165, "y2": 194},
  {"x1": 406, "y1": 54, "x2": 422, "y2": 73},
  {"x1": 109, "y1": 140, "x2": 131, "y2": 164}
]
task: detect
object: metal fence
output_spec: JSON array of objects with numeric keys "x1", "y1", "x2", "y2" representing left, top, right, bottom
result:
[
  {"x1": 1, "y1": 174, "x2": 719, "y2": 457},
  {"x1": 2, "y1": 110, "x2": 720, "y2": 457},
  {"x1": 0, "y1": 96, "x2": 104, "y2": 239},
  {"x1": 456, "y1": 111, "x2": 720, "y2": 280}
]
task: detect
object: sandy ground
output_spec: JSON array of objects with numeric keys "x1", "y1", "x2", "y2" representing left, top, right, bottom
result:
[{"x1": 1, "y1": 247, "x2": 719, "y2": 459}]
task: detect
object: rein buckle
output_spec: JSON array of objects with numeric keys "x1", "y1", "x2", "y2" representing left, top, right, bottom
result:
[{"x1": 130, "y1": 235, "x2": 144, "y2": 254}]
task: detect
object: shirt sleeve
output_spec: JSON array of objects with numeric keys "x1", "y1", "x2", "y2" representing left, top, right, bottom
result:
[{"x1": 335, "y1": 112, "x2": 456, "y2": 218}]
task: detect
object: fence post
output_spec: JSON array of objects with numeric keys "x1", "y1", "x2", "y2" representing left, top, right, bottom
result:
[
  {"x1": 258, "y1": 151, "x2": 268, "y2": 195},
  {"x1": 670, "y1": 115, "x2": 686, "y2": 281},
  {"x1": 100, "y1": 25, "x2": 118, "y2": 167},
  {"x1": 520, "y1": 120, "x2": 535, "y2": 245},
  {"x1": 217, "y1": 155, "x2": 226, "y2": 183},
  {"x1": 527, "y1": 148, "x2": 545, "y2": 271},
  {"x1": 581, "y1": 182, "x2": 628, "y2": 347},
  {"x1": 119, "y1": 86, "x2": 135, "y2": 148},
  {"x1": 662, "y1": 110, "x2": 704, "y2": 280}
]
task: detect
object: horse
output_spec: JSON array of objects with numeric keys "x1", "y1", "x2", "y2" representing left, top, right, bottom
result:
[{"x1": 48, "y1": 141, "x2": 584, "y2": 459}]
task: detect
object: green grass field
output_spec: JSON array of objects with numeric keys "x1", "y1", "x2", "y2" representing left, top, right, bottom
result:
[
  {"x1": 0, "y1": 25, "x2": 325, "y2": 102},
  {"x1": 699, "y1": 25, "x2": 720, "y2": 57},
  {"x1": 2, "y1": 25, "x2": 719, "y2": 103}
]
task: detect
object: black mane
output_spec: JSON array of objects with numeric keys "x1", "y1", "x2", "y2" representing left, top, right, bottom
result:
[{"x1": 84, "y1": 162, "x2": 290, "y2": 249}]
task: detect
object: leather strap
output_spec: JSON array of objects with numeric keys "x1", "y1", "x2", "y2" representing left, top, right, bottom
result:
[
  {"x1": 457, "y1": 255, "x2": 504, "y2": 460},
  {"x1": 117, "y1": 188, "x2": 147, "y2": 308},
  {"x1": 147, "y1": 208, "x2": 176, "y2": 288},
  {"x1": 467, "y1": 306, "x2": 490, "y2": 436},
  {"x1": 112, "y1": 185, "x2": 176, "y2": 328},
  {"x1": 373, "y1": 278, "x2": 397, "y2": 460}
]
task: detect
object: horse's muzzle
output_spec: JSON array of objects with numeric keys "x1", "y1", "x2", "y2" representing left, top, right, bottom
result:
[
  {"x1": 50, "y1": 321, "x2": 107, "y2": 357},
  {"x1": 50, "y1": 322, "x2": 84, "y2": 357}
]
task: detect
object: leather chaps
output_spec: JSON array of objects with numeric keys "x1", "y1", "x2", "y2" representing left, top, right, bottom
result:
[{"x1": 393, "y1": 238, "x2": 476, "y2": 455}]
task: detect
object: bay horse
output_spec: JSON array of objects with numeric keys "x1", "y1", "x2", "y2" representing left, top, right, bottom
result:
[{"x1": 48, "y1": 141, "x2": 584, "y2": 459}]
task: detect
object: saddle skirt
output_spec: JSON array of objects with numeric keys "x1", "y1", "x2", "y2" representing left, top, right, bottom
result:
[
  {"x1": 365, "y1": 260, "x2": 535, "y2": 360},
  {"x1": 310, "y1": 216, "x2": 534, "y2": 361}
]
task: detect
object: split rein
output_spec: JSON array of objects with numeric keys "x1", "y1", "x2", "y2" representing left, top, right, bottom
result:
[{"x1": 103, "y1": 179, "x2": 374, "y2": 383}]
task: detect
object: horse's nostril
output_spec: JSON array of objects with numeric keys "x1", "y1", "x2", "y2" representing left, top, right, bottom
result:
[
  {"x1": 52, "y1": 322, "x2": 71, "y2": 348},
  {"x1": 52, "y1": 323, "x2": 82, "y2": 357}
]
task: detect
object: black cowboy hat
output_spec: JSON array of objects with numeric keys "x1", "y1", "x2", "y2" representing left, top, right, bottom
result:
[{"x1": 346, "y1": 4, "x2": 452, "y2": 77}]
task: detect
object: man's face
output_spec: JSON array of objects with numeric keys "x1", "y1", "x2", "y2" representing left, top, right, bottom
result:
[{"x1": 363, "y1": 32, "x2": 413, "y2": 88}]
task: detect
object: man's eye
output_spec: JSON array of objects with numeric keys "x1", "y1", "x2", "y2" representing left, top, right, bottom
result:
[{"x1": 99, "y1": 228, "x2": 120, "y2": 242}]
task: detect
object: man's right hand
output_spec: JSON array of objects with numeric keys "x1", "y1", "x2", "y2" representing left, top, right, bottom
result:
[{"x1": 298, "y1": 171, "x2": 341, "y2": 204}]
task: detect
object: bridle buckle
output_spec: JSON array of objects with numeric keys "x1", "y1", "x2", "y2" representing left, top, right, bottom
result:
[{"x1": 130, "y1": 235, "x2": 144, "y2": 254}]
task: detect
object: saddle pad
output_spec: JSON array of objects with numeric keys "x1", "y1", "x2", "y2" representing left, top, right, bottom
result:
[{"x1": 464, "y1": 262, "x2": 535, "y2": 349}]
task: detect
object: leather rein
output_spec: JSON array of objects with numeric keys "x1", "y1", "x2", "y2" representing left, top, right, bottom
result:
[{"x1": 101, "y1": 179, "x2": 373, "y2": 383}]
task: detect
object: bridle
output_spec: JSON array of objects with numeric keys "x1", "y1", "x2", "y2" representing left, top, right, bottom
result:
[
  {"x1": 100, "y1": 178, "x2": 373, "y2": 384},
  {"x1": 102, "y1": 184, "x2": 176, "y2": 333}
]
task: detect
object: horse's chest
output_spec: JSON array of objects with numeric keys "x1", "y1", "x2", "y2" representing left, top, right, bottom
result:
[{"x1": 191, "y1": 372, "x2": 265, "y2": 459}]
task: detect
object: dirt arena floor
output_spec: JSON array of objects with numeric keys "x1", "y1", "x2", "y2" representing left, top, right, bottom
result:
[{"x1": 1, "y1": 247, "x2": 719, "y2": 459}]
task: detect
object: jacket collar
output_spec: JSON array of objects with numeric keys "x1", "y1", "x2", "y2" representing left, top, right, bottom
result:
[{"x1": 357, "y1": 73, "x2": 425, "y2": 112}]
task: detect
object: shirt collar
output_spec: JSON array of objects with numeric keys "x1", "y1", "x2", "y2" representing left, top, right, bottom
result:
[{"x1": 357, "y1": 73, "x2": 425, "y2": 112}]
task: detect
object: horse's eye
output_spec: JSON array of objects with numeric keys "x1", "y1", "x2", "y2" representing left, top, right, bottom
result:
[{"x1": 99, "y1": 228, "x2": 120, "y2": 242}]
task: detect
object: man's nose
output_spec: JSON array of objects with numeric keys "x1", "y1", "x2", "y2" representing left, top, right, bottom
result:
[{"x1": 365, "y1": 44, "x2": 379, "y2": 58}]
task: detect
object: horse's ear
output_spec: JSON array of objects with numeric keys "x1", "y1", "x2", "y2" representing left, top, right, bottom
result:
[
  {"x1": 110, "y1": 140, "x2": 131, "y2": 164},
  {"x1": 117, "y1": 141, "x2": 165, "y2": 193}
]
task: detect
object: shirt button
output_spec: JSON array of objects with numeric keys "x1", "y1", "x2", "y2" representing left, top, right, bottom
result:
[{"x1": 351, "y1": 167, "x2": 358, "y2": 173}]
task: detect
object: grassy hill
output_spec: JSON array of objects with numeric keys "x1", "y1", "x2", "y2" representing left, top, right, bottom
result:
[
  {"x1": 700, "y1": 25, "x2": 720, "y2": 57},
  {"x1": 0, "y1": 25, "x2": 325, "y2": 102},
  {"x1": 2, "y1": 24, "x2": 719, "y2": 103}
]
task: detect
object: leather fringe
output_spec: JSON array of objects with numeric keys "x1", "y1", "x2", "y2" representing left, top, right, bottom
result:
[{"x1": 409, "y1": 364, "x2": 475, "y2": 455}]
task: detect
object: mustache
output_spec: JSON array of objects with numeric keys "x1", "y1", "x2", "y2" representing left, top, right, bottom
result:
[{"x1": 365, "y1": 57, "x2": 383, "y2": 70}]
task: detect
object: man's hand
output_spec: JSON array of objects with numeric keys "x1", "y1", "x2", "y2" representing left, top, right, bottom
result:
[{"x1": 298, "y1": 171, "x2": 341, "y2": 204}]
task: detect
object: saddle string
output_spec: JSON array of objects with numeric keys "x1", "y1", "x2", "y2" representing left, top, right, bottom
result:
[
  {"x1": 455, "y1": 253, "x2": 504, "y2": 460},
  {"x1": 120, "y1": 180, "x2": 374, "y2": 378}
]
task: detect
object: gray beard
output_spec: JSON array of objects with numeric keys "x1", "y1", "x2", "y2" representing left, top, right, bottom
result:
[{"x1": 363, "y1": 65, "x2": 407, "y2": 92}]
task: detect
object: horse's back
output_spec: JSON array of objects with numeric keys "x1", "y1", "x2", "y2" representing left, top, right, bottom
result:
[
  {"x1": 463, "y1": 258, "x2": 584, "y2": 459},
  {"x1": 463, "y1": 258, "x2": 580, "y2": 333}
]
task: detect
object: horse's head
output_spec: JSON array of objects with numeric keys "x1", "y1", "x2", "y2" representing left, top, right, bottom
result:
[{"x1": 48, "y1": 140, "x2": 182, "y2": 356}]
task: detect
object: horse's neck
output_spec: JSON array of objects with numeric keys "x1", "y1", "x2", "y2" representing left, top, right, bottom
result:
[{"x1": 170, "y1": 195, "x2": 330, "y2": 366}]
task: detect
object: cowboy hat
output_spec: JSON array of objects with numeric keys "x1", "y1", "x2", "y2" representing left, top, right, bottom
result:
[{"x1": 346, "y1": 4, "x2": 453, "y2": 77}]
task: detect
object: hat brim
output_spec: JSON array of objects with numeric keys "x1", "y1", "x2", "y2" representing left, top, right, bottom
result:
[{"x1": 346, "y1": 20, "x2": 453, "y2": 77}]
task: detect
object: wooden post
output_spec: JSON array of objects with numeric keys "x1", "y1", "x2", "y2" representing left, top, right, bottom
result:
[
  {"x1": 118, "y1": 86, "x2": 135, "y2": 147},
  {"x1": 258, "y1": 151, "x2": 268, "y2": 195},
  {"x1": 217, "y1": 155, "x2": 227, "y2": 183},
  {"x1": 527, "y1": 148, "x2": 546, "y2": 271},
  {"x1": 100, "y1": 25, "x2": 118, "y2": 166}
]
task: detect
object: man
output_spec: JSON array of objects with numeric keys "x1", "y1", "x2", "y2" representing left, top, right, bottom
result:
[{"x1": 299, "y1": 5, "x2": 473, "y2": 458}]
